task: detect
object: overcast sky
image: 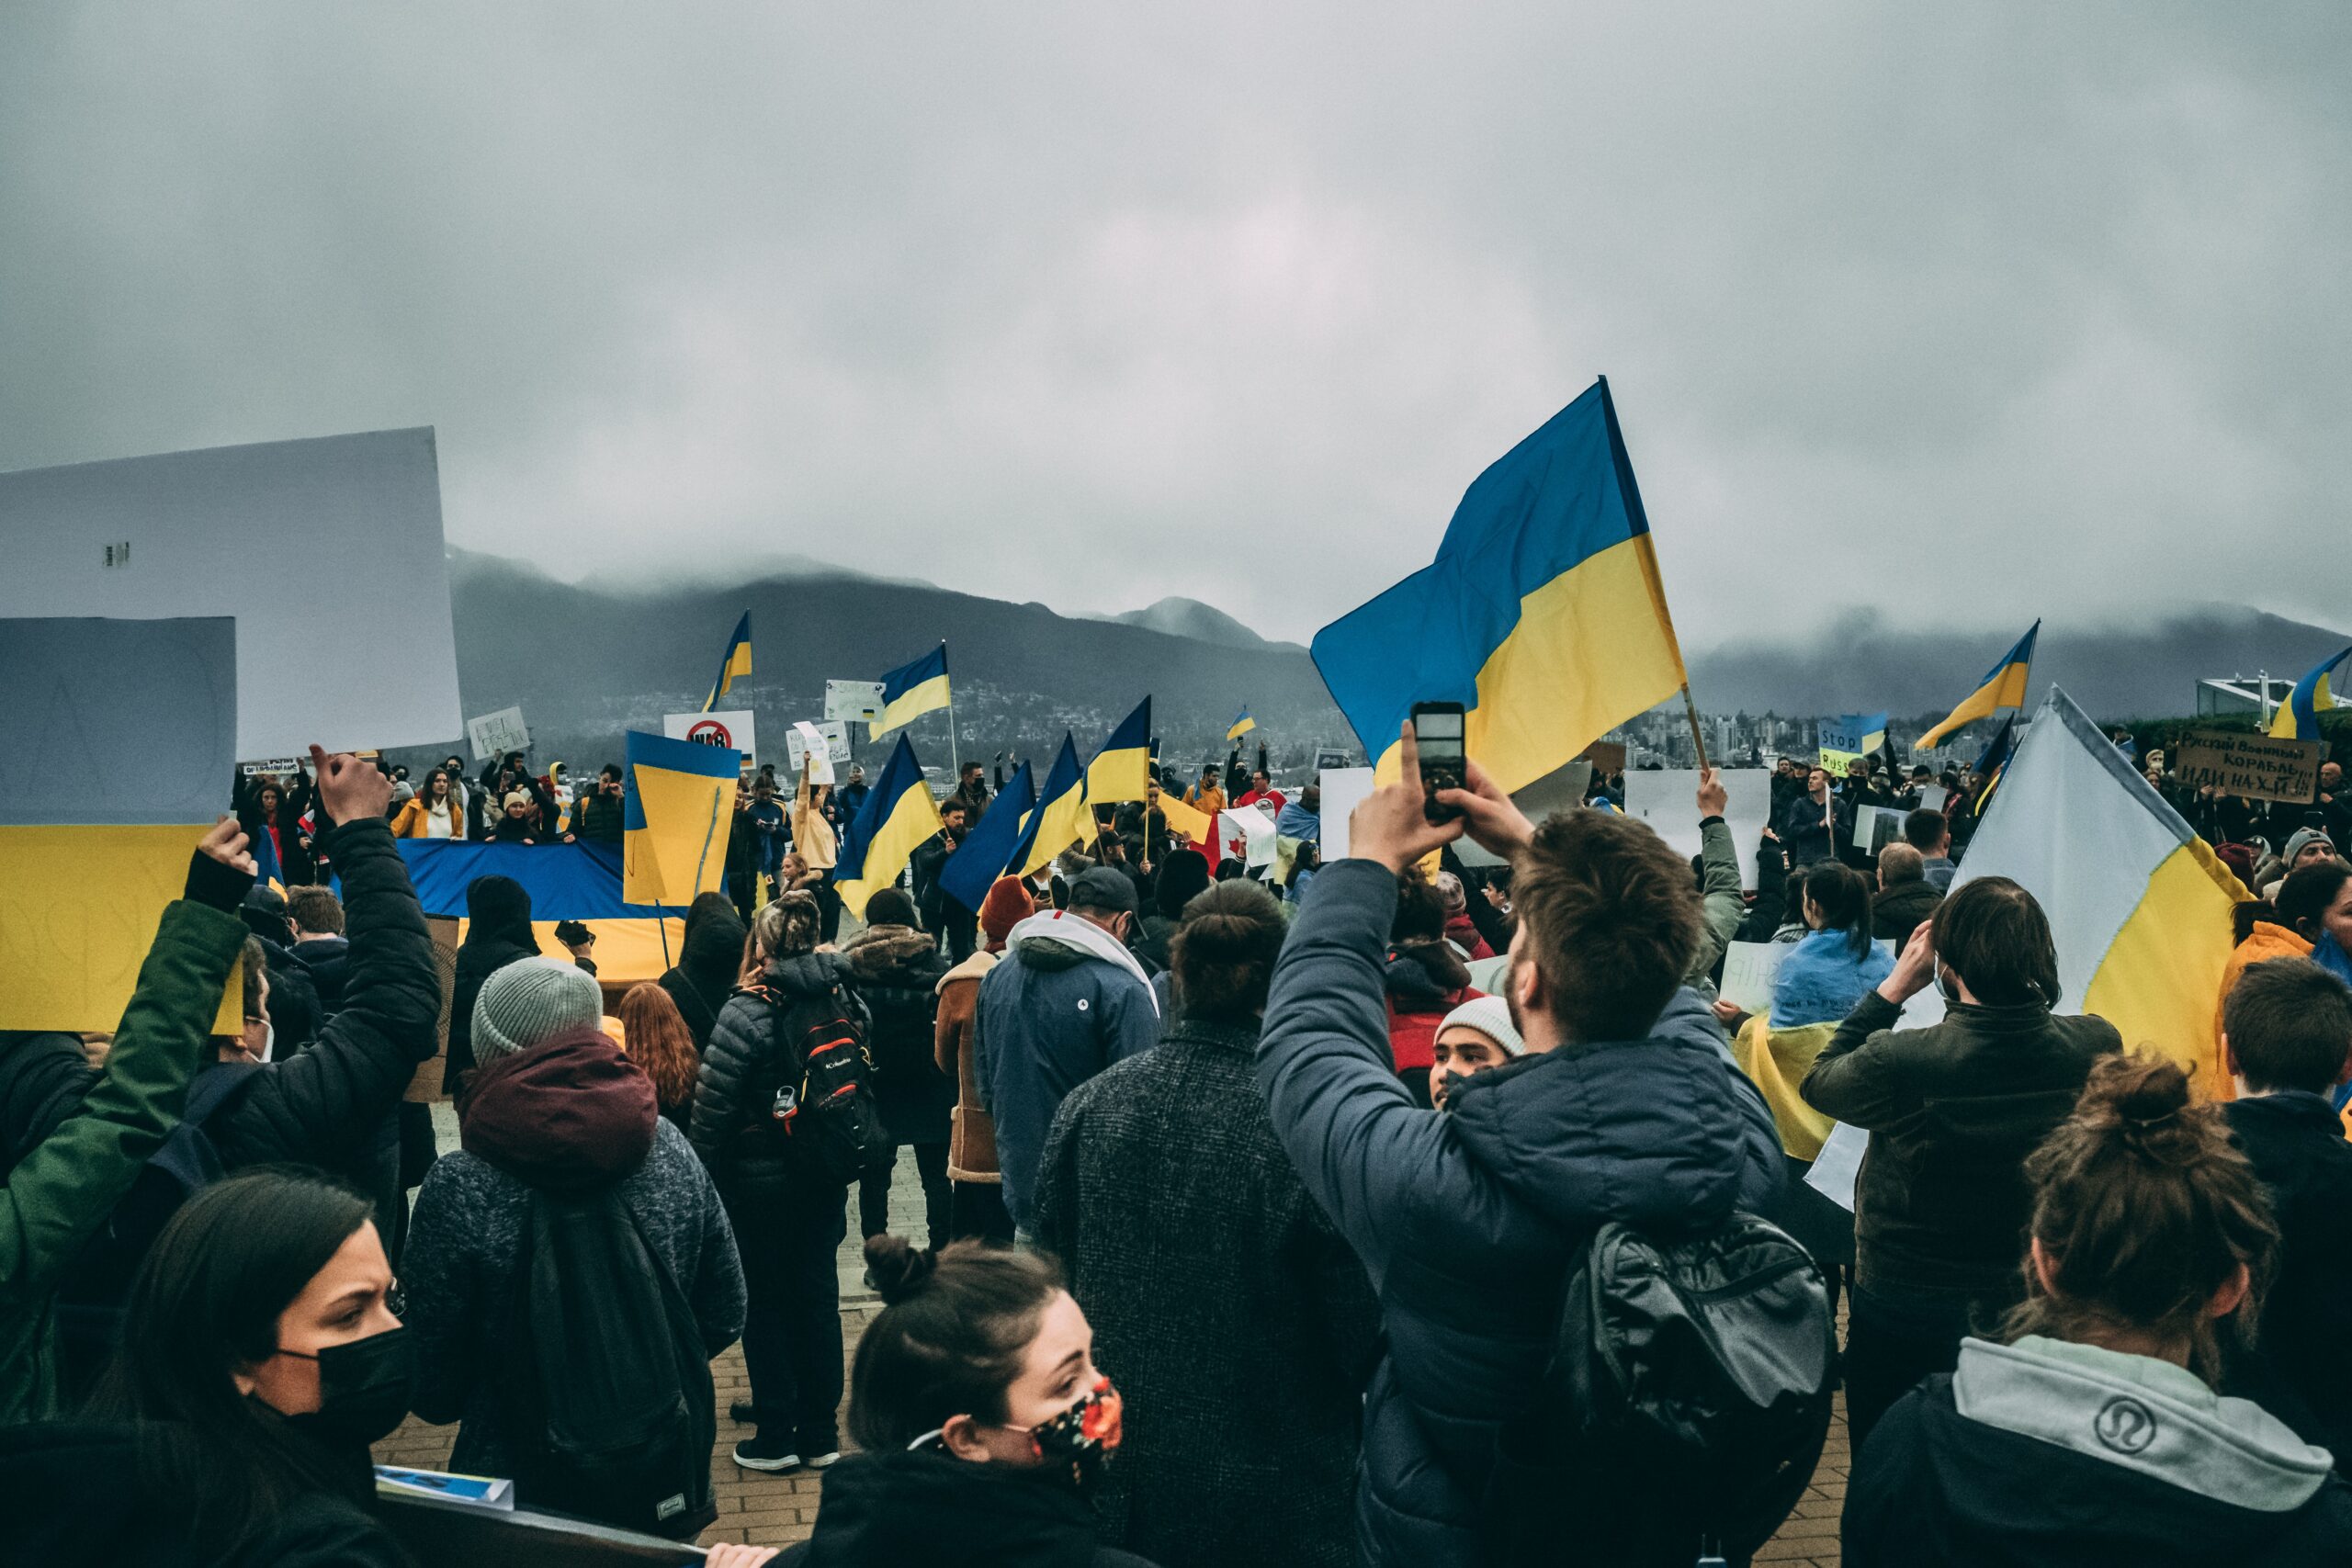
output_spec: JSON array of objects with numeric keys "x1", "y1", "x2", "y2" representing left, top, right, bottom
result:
[{"x1": 4, "y1": 5, "x2": 2346, "y2": 647}]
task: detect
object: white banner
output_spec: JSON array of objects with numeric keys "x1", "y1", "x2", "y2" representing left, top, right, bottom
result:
[
  {"x1": 824, "y1": 680, "x2": 886, "y2": 725},
  {"x1": 664, "y1": 710, "x2": 758, "y2": 766},
  {"x1": 1317, "y1": 767, "x2": 1376, "y2": 864},
  {"x1": 466, "y1": 706, "x2": 531, "y2": 763},
  {"x1": 1622, "y1": 769, "x2": 1774, "y2": 889}
]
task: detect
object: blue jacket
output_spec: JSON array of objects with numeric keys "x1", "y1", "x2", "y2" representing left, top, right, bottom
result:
[
  {"x1": 975, "y1": 931, "x2": 1158, "y2": 1232},
  {"x1": 1258, "y1": 860, "x2": 1784, "y2": 1568},
  {"x1": 1771, "y1": 929, "x2": 1895, "y2": 1027}
]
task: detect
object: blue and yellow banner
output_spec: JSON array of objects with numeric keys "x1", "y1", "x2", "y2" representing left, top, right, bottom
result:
[
  {"x1": 703, "y1": 612, "x2": 752, "y2": 713},
  {"x1": 623, "y1": 728, "x2": 739, "y2": 907},
  {"x1": 1917, "y1": 621, "x2": 2039, "y2": 750},
  {"x1": 394, "y1": 839, "x2": 687, "y2": 984},
  {"x1": 1087, "y1": 698, "x2": 1152, "y2": 804},
  {"x1": 872, "y1": 642, "x2": 952, "y2": 739},
  {"x1": 834, "y1": 734, "x2": 943, "y2": 919},
  {"x1": 2269, "y1": 644, "x2": 2350, "y2": 740},
  {"x1": 1311, "y1": 377, "x2": 1690, "y2": 793},
  {"x1": 939, "y1": 760, "x2": 1036, "y2": 916}
]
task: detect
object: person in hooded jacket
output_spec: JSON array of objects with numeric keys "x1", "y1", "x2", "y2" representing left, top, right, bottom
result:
[
  {"x1": 446, "y1": 874, "x2": 539, "y2": 1089},
  {"x1": 777, "y1": 1237, "x2": 1147, "y2": 1568},
  {"x1": 1256, "y1": 734, "x2": 1783, "y2": 1568},
  {"x1": 239, "y1": 885, "x2": 324, "y2": 1053},
  {"x1": 661, "y1": 889, "x2": 751, "y2": 1052},
  {"x1": 842, "y1": 888, "x2": 954, "y2": 1252},
  {"x1": 936, "y1": 877, "x2": 1034, "y2": 1245},
  {"x1": 1845, "y1": 1054, "x2": 2352, "y2": 1564},
  {"x1": 694, "y1": 892, "x2": 861, "y2": 1472},
  {"x1": 1381, "y1": 872, "x2": 1481, "y2": 1111},
  {"x1": 1131, "y1": 849, "x2": 1209, "y2": 973},
  {"x1": 401, "y1": 959, "x2": 745, "y2": 1510}
]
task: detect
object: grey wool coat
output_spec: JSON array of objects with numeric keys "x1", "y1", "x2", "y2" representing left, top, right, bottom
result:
[{"x1": 1034, "y1": 1016, "x2": 1379, "y2": 1568}]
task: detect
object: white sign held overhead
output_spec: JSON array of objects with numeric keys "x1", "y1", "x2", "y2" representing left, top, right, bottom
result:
[
  {"x1": 1317, "y1": 767, "x2": 1376, "y2": 865},
  {"x1": 1621, "y1": 769, "x2": 1774, "y2": 890},
  {"x1": 1216, "y1": 804, "x2": 1280, "y2": 870},
  {"x1": 663, "y1": 710, "x2": 758, "y2": 767},
  {"x1": 466, "y1": 706, "x2": 531, "y2": 763},
  {"x1": 1853, "y1": 805, "x2": 1908, "y2": 856},
  {"x1": 786, "y1": 719, "x2": 850, "y2": 783},
  {"x1": 0, "y1": 428, "x2": 463, "y2": 756},
  {"x1": 825, "y1": 680, "x2": 887, "y2": 725}
]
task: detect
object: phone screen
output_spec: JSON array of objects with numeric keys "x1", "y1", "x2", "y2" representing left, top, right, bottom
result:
[
  {"x1": 1413, "y1": 705, "x2": 1466, "y2": 822},
  {"x1": 1414, "y1": 709, "x2": 1464, "y2": 754}
]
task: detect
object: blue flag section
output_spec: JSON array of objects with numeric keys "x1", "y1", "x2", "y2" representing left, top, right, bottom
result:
[
  {"x1": 1003, "y1": 735, "x2": 1084, "y2": 886},
  {"x1": 872, "y1": 641, "x2": 953, "y2": 739},
  {"x1": 939, "y1": 760, "x2": 1037, "y2": 916},
  {"x1": 833, "y1": 733, "x2": 944, "y2": 919},
  {"x1": 703, "y1": 611, "x2": 752, "y2": 712},
  {"x1": 2270, "y1": 644, "x2": 2350, "y2": 740}
]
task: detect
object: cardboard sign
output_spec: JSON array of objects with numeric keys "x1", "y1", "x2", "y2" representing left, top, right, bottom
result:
[
  {"x1": 1581, "y1": 740, "x2": 1627, "y2": 775},
  {"x1": 1622, "y1": 769, "x2": 1775, "y2": 889},
  {"x1": 0, "y1": 427, "x2": 462, "y2": 755},
  {"x1": 825, "y1": 680, "x2": 887, "y2": 725},
  {"x1": 2172, "y1": 729, "x2": 2324, "y2": 806},
  {"x1": 663, "y1": 709, "x2": 758, "y2": 766},
  {"x1": 466, "y1": 706, "x2": 531, "y2": 763}
]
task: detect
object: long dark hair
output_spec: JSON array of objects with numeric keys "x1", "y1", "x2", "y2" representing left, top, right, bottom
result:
[
  {"x1": 847, "y1": 1237, "x2": 1064, "y2": 1451},
  {"x1": 1800, "y1": 862, "x2": 1874, "y2": 960},
  {"x1": 87, "y1": 1170, "x2": 380, "y2": 1554}
]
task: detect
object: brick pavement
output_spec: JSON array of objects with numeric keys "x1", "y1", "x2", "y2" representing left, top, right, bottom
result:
[{"x1": 374, "y1": 1151, "x2": 1855, "y2": 1561}]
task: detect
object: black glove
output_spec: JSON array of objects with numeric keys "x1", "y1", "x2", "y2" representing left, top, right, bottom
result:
[{"x1": 185, "y1": 847, "x2": 258, "y2": 913}]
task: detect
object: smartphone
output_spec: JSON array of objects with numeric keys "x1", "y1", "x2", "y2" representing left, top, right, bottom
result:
[{"x1": 1411, "y1": 701, "x2": 1467, "y2": 824}]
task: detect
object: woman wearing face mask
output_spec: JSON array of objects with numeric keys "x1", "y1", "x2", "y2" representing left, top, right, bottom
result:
[
  {"x1": 1799, "y1": 877, "x2": 2123, "y2": 1452},
  {"x1": 778, "y1": 1237, "x2": 1146, "y2": 1568},
  {"x1": 49, "y1": 1170, "x2": 415, "y2": 1565}
]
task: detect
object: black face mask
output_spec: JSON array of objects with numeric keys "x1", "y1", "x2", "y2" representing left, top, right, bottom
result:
[{"x1": 273, "y1": 1325, "x2": 416, "y2": 1448}]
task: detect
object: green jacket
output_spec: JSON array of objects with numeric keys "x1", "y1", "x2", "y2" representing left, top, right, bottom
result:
[
  {"x1": 1685, "y1": 815, "x2": 1746, "y2": 993},
  {"x1": 0, "y1": 899, "x2": 246, "y2": 1423}
]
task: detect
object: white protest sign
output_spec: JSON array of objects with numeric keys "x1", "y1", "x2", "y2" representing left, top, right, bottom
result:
[
  {"x1": 1853, "y1": 805, "x2": 1907, "y2": 855},
  {"x1": 467, "y1": 706, "x2": 531, "y2": 763},
  {"x1": 1216, "y1": 803, "x2": 1280, "y2": 870},
  {"x1": 0, "y1": 428, "x2": 461, "y2": 755},
  {"x1": 238, "y1": 757, "x2": 304, "y2": 778},
  {"x1": 1804, "y1": 1121, "x2": 1868, "y2": 1212},
  {"x1": 1318, "y1": 767, "x2": 1375, "y2": 864},
  {"x1": 1917, "y1": 784, "x2": 1947, "y2": 814},
  {"x1": 1313, "y1": 748, "x2": 1353, "y2": 773},
  {"x1": 1622, "y1": 769, "x2": 1773, "y2": 889},
  {"x1": 664, "y1": 710, "x2": 759, "y2": 766},
  {"x1": 825, "y1": 680, "x2": 886, "y2": 725},
  {"x1": 1456, "y1": 757, "x2": 1598, "y2": 867},
  {"x1": 1717, "y1": 941, "x2": 1788, "y2": 1018},
  {"x1": 786, "y1": 719, "x2": 850, "y2": 783}
]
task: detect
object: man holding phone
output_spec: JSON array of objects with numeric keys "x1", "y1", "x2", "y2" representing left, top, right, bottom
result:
[{"x1": 1256, "y1": 718, "x2": 1781, "y2": 1566}]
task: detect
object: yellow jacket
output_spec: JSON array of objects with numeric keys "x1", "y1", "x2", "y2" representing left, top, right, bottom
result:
[
  {"x1": 1187, "y1": 784, "x2": 1227, "y2": 816},
  {"x1": 390, "y1": 795, "x2": 466, "y2": 840}
]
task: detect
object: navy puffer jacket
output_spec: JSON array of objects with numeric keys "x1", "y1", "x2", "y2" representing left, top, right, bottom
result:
[{"x1": 1258, "y1": 859, "x2": 1784, "y2": 1568}]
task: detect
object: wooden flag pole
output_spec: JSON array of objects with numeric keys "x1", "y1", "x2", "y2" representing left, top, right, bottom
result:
[{"x1": 1679, "y1": 683, "x2": 1712, "y2": 774}]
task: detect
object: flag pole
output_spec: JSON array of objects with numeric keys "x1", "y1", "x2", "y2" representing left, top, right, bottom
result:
[{"x1": 1679, "y1": 683, "x2": 1712, "y2": 773}]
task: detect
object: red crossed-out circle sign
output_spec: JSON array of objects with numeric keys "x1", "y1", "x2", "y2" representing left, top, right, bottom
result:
[{"x1": 686, "y1": 719, "x2": 735, "y2": 748}]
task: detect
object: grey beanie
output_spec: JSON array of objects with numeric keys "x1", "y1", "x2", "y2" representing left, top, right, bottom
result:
[
  {"x1": 472, "y1": 957, "x2": 604, "y2": 1066},
  {"x1": 2283, "y1": 826, "x2": 2337, "y2": 868}
]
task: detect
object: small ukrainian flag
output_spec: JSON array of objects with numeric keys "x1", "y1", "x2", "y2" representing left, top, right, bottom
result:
[
  {"x1": 1917, "y1": 622, "x2": 2039, "y2": 750},
  {"x1": 2269, "y1": 645, "x2": 2350, "y2": 740},
  {"x1": 871, "y1": 643, "x2": 952, "y2": 740},
  {"x1": 1226, "y1": 708, "x2": 1256, "y2": 742},
  {"x1": 703, "y1": 613, "x2": 752, "y2": 713}
]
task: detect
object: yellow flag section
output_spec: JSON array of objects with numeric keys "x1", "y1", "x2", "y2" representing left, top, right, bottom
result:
[
  {"x1": 1953, "y1": 686, "x2": 2249, "y2": 1092},
  {"x1": 1729, "y1": 1018, "x2": 1839, "y2": 1160},
  {"x1": 834, "y1": 734, "x2": 943, "y2": 919},
  {"x1": 1311, "y1": 377, "x2": 1689, "y2": 793},
  {"x1": 1016, "y1": 734, "x2": 1098, "y2": 878},
  {"x1": 0, "y1": 824, "x2": 240, "y2": 1032},
  {"x1": 623, "y1": 728, "x2": 740, "y2": 906},
  {"x1": 1917, "y1": 621, "x2": 2038, "y2": 750},
  {"x1": 1084, "y1": 698, "x2": 1151, "y2": 805}
]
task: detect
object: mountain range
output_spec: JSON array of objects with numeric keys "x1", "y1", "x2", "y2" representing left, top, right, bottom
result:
[{"x1": 410, "y1": 547, "x2": 2344, "y2": 773}]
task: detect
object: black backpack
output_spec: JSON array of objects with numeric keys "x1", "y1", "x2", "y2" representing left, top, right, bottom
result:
[
  {"x1": 499, "y1": 1187, "x2": 717, "y2": 1540},
  {"x1": 1483, "y1": 1213, "x2": 1837, "y2": 1567},
  {"x1": 761, "y1": 983, "x2": 891, "y2": 1189}
]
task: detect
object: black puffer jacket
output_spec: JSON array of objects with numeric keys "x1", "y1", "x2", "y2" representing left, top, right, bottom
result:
[
  {"x1": 841, "y1": 924, "x2": 952, "y2": 1146},
  {"x1": 660, "y1": 897, "x2": 749, "y2": 1051},
  {"x1": 0, "y1": 1034, "x2": 95, "y2": 1174},
  {"x1": 691, "y1": 953, "x2": 862, "y2": 1199}
]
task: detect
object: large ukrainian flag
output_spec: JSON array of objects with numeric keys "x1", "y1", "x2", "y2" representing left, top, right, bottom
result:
[
  {"x1": 834, "y1": 735, "x2": 944, "y2": 919},
  {"x1": 1012, "y1": 734, "x2": 1095, "y2": 879},
  {"x1": 940, "y1": 760, "x2": 1036, "y2": 916},
  {"x1": 871, "y1": 643, "x2": 952, "y2": 740},
  {"x1": 1311, "y1": 377, "x2": 1690, "y2": 793},
  {"x1": 1917, "y1": 622, "x2": 2039, "y2": 750},
  {"x1": 1955, "y1": 687, "x2": 2248, "y2": 1091},
  {"x1": 1086, "y1": 698, "x2": 1152, "y2": 804},
  {"x1": 703, "y1": 612, "x2": 752, "y2": 712},
  {"x1": 2268, "y1": 644, "x2": 2350, "y2": 740},
  {"x1": 623, "y1": 728, "x2": 740, "y2": 907}
]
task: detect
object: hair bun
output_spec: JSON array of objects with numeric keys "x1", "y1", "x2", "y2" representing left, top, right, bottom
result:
[
  {"x1": 2079, "y1": 1054, "x2": 2199, "y2": 1160},
  {"x1": 864, "y1": 1235, "x2": 935, "y2": 1304}
]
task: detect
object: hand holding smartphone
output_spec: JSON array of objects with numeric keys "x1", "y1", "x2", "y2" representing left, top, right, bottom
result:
[{"x1": 1411, "y1": 702, "x2": 1466, "y2": 824}]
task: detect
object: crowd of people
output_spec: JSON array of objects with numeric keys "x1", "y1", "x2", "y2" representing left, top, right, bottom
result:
[{"x1": 4, "y1": 711, "x2": 2350, "y2": 1566}]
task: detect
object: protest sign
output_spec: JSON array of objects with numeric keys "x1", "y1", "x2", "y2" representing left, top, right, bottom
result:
[
  {"x1": 239, "y1": 757, "x2": 304, "y2": 777},
  {"x1": 1581, "y1": 740, "x2": 1627, "y2": 775},
  {"x1": 1313, "y1": 748, "x2": 1352, "y2": 773},
  {"x1": 2172, "y1": 729, "x2": 2324, "y2": 805},
  {"x1": 1804, "y1": 1122, "x2": 1868, "y2": 1212},
  {"x1": 786, "y1": 719, "x2": 851, "y2": 781},
  {"x1": 1623, "y1": 769, "x2": 1773, "y2": 889},
  {"x1": 0, "y1": 428, "x2": 462, "y2": 755},
  {"x1": 663, "y1": 709, "x2": 758, "y2": 766},
  {"x1": 466, "y1": 706, "x2": 531, "y2": 763},
  {"x1": 1853, "y1": 805, "x2": 1908, "y2": 856},
  {"x1": 825, "y1": 680, "x2": 886, "y2": 725},
  {"x1": 1216, "y1": 803, "x2": 1280, "y2": 870},
  {"x1": 1718, "y1": 941, "x2": 1787, "y2": 1017},
  {"x1": 0, "y1": 616, "x2": 239, "y2": 1032},
  {"x1": 1318, "y1": 767, "x2": 1375, "y2": 863},
  {"x1": 1917, "y1": 784, "x2": 1948, "y2": 813}
]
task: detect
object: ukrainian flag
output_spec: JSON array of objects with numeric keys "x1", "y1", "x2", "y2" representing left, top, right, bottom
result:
[
  {"x1": 1917, "y1": 621, "x2": 2039, "y2": 750},
  {"x1": 1087, "y1": 698, "x2": 1153, "y2": 804},
  {"x1": 939, "y1": 760, "x2": 1036, "y2": 916},
  {"x1": 1226, "y1": 708, "x2": 1256, "y2": 742},
  {"x1": 1153, "y1": 785, "x2": 1216, "y2": 852},
  {"x1": 623, "y1": 728, "x2": 740, "y2": 907},
  {"x1": 2268, "y1": 644, "x2": 2350, "y2": 740},
  {"x1": 1311, "y1": 377, "x2": 1690, "y2": 793},
  {"x1": 1010, "y1": 734, "x2": 1095, "y2": 879},
  {"x1": 1971, "y1": 714, "x2": 2018, "y2": 812},
  {"x1": 703, "y1": 613, "x2": 752, "y2": 713},
  {"x1": 1956, "y1": 687, "x2": 2248, "y2": 1089},
  {"x1": 871, "y1": 643, "x2": 952, "y2": 740},
  {"x1": 834, "y1": 735, "x2": 944, "y2": 919}
]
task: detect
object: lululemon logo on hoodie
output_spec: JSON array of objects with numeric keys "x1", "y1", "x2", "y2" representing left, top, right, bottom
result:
[{"x1": 2093, "y1": 1396, "x2": 2157, "y2": 1455}]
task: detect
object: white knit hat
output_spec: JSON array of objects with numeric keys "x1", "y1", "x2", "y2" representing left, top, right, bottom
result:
[
  {"x1": 1437, "y1": 995, "x2": 1525, "y2": 1058},
  {"x1": 472, "y1": 957, "x2": 604, "y2": 1066}
]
